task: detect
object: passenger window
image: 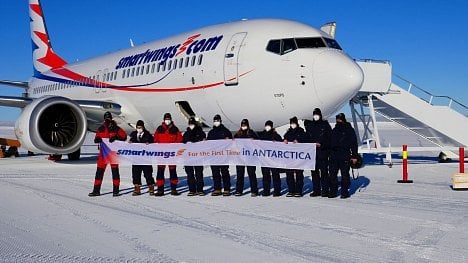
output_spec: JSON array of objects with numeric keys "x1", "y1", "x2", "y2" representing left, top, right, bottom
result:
[
  {"x1": 126, "y1": 69, "x2": 130, "y2": 78},
  {"x1": 191, "y1": 56, "x2": 196, "y2": 66},
  {"x1": 151, "y1": 63, "x2": 155, "y2": 73},
  {"x1": 179, "y1": 58, "x2": 183, "y2": 68},
  {"x1": 173, "y1": 59, "x2": 178, "y2": 69},
  {"x1": 185, "y1": 57, "x2": 190, "y2": 67},
  {"x1": 131, "y1": 68, "x2": 135, "y2": 77},
  {"x1": 198, "y1": 54, "x2": 203, "y2": 65},
  {"x1": 136, "y1": 67, "x2": 140, "y2": 76},
  {"x1": 141, "y1": 66, "x2": 145, "y2": 75},
  {"x1": 162, "y1": 61, "x2": 166, "y2": 71},
  {"x1": 168, "y1": 60, "x2": 172, "y2": 70},
  {"x1": 266, "y1": 40, "x2": 281, "y2": 54},
  {"x1": 281, "y1": 38, "x2": 297, "y2": 54},
  {"x1": 146, "y1": 65, "x2": 150, "y2": 74},
  {"x1": 157, "y1": 62, "x2": 161, "y2": 72}
]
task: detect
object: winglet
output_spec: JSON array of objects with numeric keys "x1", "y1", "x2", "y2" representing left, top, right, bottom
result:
[{"x1": 29, "y1": 0, "x2": 67, "y2": 76}]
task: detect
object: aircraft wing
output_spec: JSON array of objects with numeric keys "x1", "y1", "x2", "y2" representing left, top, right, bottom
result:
[
  {"x1": 0, "y1": 95, "x2": 121, "y2": 132},
  {"x1": 0, "y1": 80, "x2": 29, "y2": 88}
]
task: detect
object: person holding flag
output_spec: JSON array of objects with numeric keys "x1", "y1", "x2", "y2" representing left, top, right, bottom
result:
[{"x1": 88, "y1": 112, "x2": 127, "y2": 197}]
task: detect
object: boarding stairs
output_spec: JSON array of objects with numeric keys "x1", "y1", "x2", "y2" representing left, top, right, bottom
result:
[{"x1": 350, "y1": 60, "x2": 468, "y2": 158}]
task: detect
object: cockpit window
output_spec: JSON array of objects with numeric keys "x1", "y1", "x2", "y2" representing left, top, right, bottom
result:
[
  {"x1": 266, "y1": 37, "x2": 342, "y2": 55},
  {"x1": 266, "y1": 40, "x2": 281, "y2": 54},
  {"x1": 295, "y1": 37, "x2": 326, "y2": 48},
  {"x1": 281, "y1": 38, "x2": 297, "y2": 54},
  {"x1": 323, "y1": 38, "x2": 342, "y2": 50}
]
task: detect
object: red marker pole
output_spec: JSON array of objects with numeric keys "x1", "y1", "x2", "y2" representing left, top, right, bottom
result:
[
  {"x1": 398, "y1": 145, "x2": 413, "y2": 183},
  {"x1": 460, "y1": 147, "x2": 465, "y2": 173}
]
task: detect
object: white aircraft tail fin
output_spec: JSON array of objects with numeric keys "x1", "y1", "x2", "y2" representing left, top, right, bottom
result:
[{"x1": 29, "y1": 0, "x2": 67, "y2": 76}]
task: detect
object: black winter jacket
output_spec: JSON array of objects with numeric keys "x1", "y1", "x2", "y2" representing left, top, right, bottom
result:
[
  {"x1": 258, "y1": 129, "x2": 282, "y2": 142},
  {"x1": 183, "y1": 126, "x2": 206, "y2": 143},
  {"x1": 234, "y1": 129, "x2": 258, "y2": 139},
  {"x1": 129, "y1": 129, "x2": 153, "y2": 144},
  {"x1": 330, "y1": 122, "x2": 358, "y2": 160},
  {"x1": 283, "y1": 126, "x2": 306, "y2": 143},
  {"x1": 207, "y1": 124, "x2": 232, "y2": 140},
  {"x1": 304, "y1": 119, "x2": 332, "y2": 159}
]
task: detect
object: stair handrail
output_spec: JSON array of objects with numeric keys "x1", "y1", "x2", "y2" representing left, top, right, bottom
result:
[{"x1": 393, "y1": 74, "x2": 468, "y2": 116}]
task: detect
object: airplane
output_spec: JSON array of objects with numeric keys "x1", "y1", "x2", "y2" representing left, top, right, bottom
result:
[{"x1": 0, "y1": 0, "x2": 363, "y2": 159}]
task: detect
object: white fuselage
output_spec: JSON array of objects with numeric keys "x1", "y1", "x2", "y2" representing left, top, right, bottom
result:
[{"x1": 28, "y1": 19, "x2": 363, "y2": 133}]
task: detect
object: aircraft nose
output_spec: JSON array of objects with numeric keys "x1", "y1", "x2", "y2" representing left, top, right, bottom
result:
[{"x1": 312, "y1": 50, "x2": 363, "y2": 108}]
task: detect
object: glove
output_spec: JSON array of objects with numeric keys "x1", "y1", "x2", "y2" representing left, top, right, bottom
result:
[
  {"x1": 109, "y1": 136, "x2": 117, "y2": 143},
  {"x1": 94, "y1": 137, "x2": 102, "y2": 143}
]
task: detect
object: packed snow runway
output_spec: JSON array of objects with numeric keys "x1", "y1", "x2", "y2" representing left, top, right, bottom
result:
[
  {"x1": 1, "y1": 125, "x2": 467, "y2": 262},
  {"x1": 1, "y1": 155, "x2": 467, "y2": 262}
]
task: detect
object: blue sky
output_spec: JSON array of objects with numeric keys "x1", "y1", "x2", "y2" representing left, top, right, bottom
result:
[{"x1": 0, "y1": 0, "x2": 467, "y2": 121}]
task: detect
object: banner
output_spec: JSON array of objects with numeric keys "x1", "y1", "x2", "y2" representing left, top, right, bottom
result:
[{"x1": 101, "y1": 139, "x2": 316, "y2": 170}]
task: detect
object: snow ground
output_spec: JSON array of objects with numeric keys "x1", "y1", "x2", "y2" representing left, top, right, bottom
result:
[{"x1": 0, "y1": 125, "x2": 467, "y2": 262}]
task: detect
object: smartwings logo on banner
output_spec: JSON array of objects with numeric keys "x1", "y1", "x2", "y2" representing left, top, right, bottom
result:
[
  {"x1": 115, "y1": 34, "x2": 223, "y2": 70},
  {"x1": 117, "y1": 149, "x2": 178, "y2": 159}
]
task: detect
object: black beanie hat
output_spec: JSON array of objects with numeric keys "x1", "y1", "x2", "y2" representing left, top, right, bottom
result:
[
  {"x1": 265, "y1": 120, "x2": 273, "y2": 127},
  {"x1": 336, "y1": 113, "x2": 347, "y2": 122},
  {"x1": 313, "y1": 108, "x2": 322, "y2": 116},
  {"x1": 188, "y1": 117, "x2": 196, "y2": 125},
  {"x1": 213, "y1": 114, "x2": 222, "y2": 122},
  {"x1": 104, "y1": 111, "x2": 112, "y2": 120},
  {"x1": 290, "y1": 116, "x2": 298, "y2": 124},
  {"x1": 241, "y1": 119, "x2": 249, "y2": 126},
  {"x1": 163, "y1": 113, "x2": 172, "y2": 120},
  {"x1": 136, "y1": 120, "x2": 144, "y2": 127}
]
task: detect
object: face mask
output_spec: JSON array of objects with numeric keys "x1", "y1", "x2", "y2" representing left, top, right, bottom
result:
[
  {"x1": 241, "y1": 126, "x2": 248, "y2": 131},
  {"x1": 189, "y1": 124, "x2": 195, "y2": 130},
  {"x1": 213, "y1": 121, "x2": 221, "y2": 127},
  {"x1": 136, "y1": 128, "x2": 143, "y2": 134},
  {"x1": 313, "y1": 115, "x2": 320, "y2": 121},
  {"x1": 265, "y1": 126, "x2": 272, "y2": 132},
  {"x1": 290, "y1": 124, "x2": 297, "y2": 129},
  {"x1": 164, "y1": 120, "x2": 172, "y2": 126}
]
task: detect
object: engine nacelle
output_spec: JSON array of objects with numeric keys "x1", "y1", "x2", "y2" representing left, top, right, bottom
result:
[{"x1": 15, "y1": 96, "x2": 87, "y2": 154}]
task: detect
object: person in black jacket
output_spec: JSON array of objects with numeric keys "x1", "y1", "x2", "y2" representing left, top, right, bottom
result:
[
  {"x1": 329, "y1": 113, "x2": 358, "y2": 199},
  {"x1": 129, "y1": 120, "x2": 155, "y2": 196},
  {"x1": 283, "y1": 116, "x2": 307, "y2": 197},
  {"x1": 258, "y1": 120, "x2": 283, "y2": 197},
  {"x1": 183, "y1": 117, "x2": 207, "y2": 196},
  {"x1": 304, "y1": 108, "x2": 332, "y2": 197},
  {"x1": 207, "y1": 114, "x2": 233, "y2": 196},
  {"x1": 234, "y1": 119, "x2": 259, "y2": 197}
]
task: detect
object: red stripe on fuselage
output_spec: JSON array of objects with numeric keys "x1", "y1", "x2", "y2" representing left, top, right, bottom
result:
[{"x1": 111, "y1": 81, "x2": 224, "y2": 92}]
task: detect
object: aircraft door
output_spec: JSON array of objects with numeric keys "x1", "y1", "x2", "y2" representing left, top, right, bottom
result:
[{"x1": 223, "y1": 32, "x2": 247, "y2": 86}]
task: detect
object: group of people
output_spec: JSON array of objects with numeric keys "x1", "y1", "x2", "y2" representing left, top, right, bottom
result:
[{"x1": 88, "y1": 108, "x2": 358, "y2": 199}]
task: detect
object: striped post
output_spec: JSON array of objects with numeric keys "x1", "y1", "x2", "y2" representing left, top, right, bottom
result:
[
  {"x1": 460, "y1": 147, "x2": 465, "y2": 173},
  {"x1": 398, "y1": 145, "x2": 413, "y2": 183}
]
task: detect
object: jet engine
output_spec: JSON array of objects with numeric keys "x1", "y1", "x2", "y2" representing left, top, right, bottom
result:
[{"x1": 15, "y1": 96, "x2": 87, "y2": 154}]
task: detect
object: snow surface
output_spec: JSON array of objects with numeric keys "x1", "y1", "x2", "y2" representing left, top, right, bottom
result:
[{"x1": 0, "y1": 124, "x2": 467, "y2": 262}]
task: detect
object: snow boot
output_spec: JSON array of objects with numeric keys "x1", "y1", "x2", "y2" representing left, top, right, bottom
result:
[
  {"x1": 154, "y1": 187, "x2": 164, "y2": 196},
  {"x1": 148, "y1": 184, "x2": 155, "y2": 196},
  {"x1": 310, "y1": 191, "x2": 321, "y2": 197},
  {"x1": 211, "y1": 189, "x2": 222, "y2": 196},
  {"x1": 170, "y1": 189, "x2": 180, "y2": 196},
  {"x1": 113, "y1": 185, "x2": 120, "y2": 197},
  {"x1": 132, "y1": 184, "x2": 141, "y2": 196},
  {"x1": 88, "y1": 185, "x2": 101, "y2": 197}
]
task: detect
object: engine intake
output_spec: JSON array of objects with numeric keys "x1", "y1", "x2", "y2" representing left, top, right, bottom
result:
[{"x1": 15, "y1": 96, "x2": 87, "y2": 154}]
